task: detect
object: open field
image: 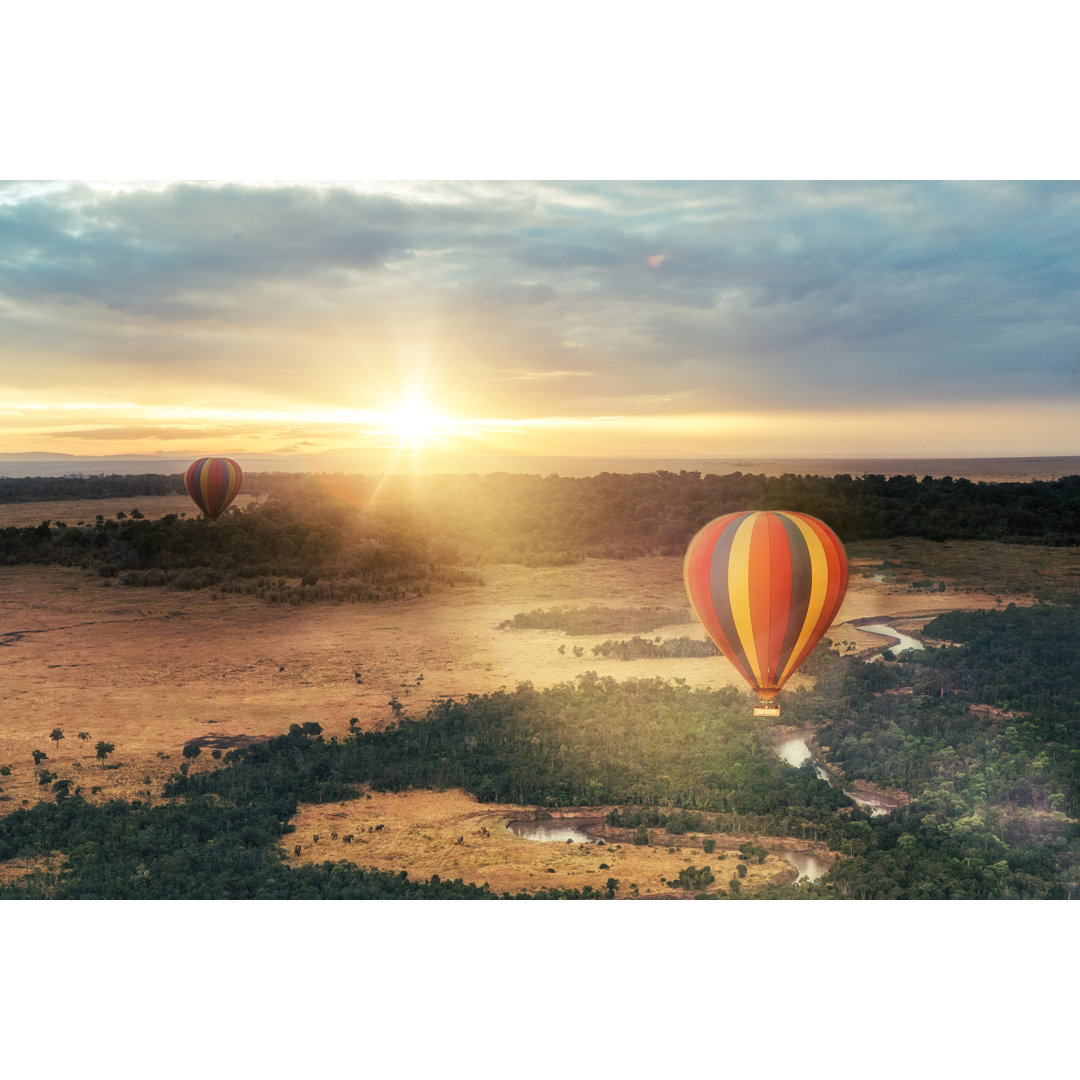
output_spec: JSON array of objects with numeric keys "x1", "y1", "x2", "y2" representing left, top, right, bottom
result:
[
  {"x1": 283, "y1": 788, "x2": 806, "y2": 897},
  {"x1": 1, "y1": 528, "x2": 1054, "y2": 895},
  {"x1": 0, "y1": 493, "x2": 257, "y2": 528},
  {"x1": 849, "y1": 537, "x2": 1080, "y2": 601}
]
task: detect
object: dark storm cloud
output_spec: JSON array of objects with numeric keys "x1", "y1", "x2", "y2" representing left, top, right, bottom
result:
[{"x1": 1, "y1": 180, "x2": 1078, "y2": 414}]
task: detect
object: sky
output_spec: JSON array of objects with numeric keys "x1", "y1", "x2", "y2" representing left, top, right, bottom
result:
[
  {"x1": 2, "y1": 2, "x2": 1078, "y2": 467},
  {"x1": 2, "y1": 178, "x2": 1078, "y2": 462}
]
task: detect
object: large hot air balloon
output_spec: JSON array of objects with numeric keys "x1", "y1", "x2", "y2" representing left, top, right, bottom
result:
[
  {"x1": 184, "y1": 457, "x2": 243, "y2": 520},
  {"x1": 684, "y1": 511, "x2": 847, "y2": 715}
]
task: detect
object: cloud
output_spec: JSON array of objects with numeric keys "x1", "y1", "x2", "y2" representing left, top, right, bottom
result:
[
  {"x1": 45, "y1": 426, "x2": 256, "y2": 441},
  {"x1": 1, "y1": 180, "x2": 1078, "y2": 438}
]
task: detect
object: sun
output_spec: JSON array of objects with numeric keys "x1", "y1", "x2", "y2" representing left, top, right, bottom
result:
[{"x1": 382, "y1": 398, "x2": 445, "y2": 447}]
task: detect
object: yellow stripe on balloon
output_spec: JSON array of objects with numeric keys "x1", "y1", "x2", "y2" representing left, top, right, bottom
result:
[
  {"x1": 727, "y1": 513, "x2": 762, "y2": 685},
  {"x1": 776, "y1": 514, "x2": 829, "y2": 685}
]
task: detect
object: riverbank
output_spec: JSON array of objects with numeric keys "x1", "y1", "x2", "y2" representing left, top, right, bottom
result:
[{"x1": 773, "y1": 725, "x2": 912, "y2": 815}]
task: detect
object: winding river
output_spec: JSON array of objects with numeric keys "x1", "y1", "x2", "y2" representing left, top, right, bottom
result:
[
  {"x1": 859, "y1": 622, "x2": 925, "y2": 659},
  {"x1": 506, "y1": 619, "x2": 923, "y2": 888},
  {"x1": 506, "y1": 816, "x2": 830, "y2": 885}
]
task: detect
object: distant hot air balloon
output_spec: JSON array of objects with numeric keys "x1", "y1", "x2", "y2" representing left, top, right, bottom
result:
[
  {"x1": 184, "y1": 457, "x2": 243, "y2": 520},
  {"x1": 684, "y1": 511, "x2": 847, "y2": 715}
]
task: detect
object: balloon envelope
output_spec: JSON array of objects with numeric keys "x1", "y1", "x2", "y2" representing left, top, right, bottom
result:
[
  {"x1": 184, "y1": 457, "x2": 243, "y2": 520},
  {"x1": 684, "y1": 510, "x2": 847, "y2": 701}
]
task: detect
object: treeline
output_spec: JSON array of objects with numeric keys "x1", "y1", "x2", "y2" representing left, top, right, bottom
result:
[
  {"x1": 591, "y1": 636, "x2": 718, "y2": 660},
  {"x1": 498, "y1": 606, "x2": 691, "y2": 635},
  {"x1": 7, "y1": 470, "x2": 1080, "y2": 571},
  {"x1": 8, "y1": 468, "x2": 1080, "y2": 602},
  {"x1": 0, "y1": 492, "x2": 479, "y2": 604},
  {"x1": 0, "y1": 473, "x2": 186, "y2": 503},
  {"x1": 253, "y1": 468, "x2": 1080, "y2": 548}
]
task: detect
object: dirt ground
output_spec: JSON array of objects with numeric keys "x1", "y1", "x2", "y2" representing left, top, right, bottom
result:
[{"x1": 0, "y1": 528, "x2": 1032, "y2": 895}]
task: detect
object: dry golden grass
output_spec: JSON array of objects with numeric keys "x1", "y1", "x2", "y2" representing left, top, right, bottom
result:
[
  {"x1": 850, "y1": 538, "x2": 1080, "y2": 600},
  {"x1": 1, "y1": 555, "x2": 1016, "y2": 810},
  {"x1": 0, "y1": 541, "x2": 1033, "y2": 895},
  {"x1": 282, "y1": 788, "x2": 804, "y2": 898},
  {"x1": 0, "y1": 493, "x2": 256, "y2": 528}
]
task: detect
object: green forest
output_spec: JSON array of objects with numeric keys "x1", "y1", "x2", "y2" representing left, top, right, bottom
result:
[
  {"x1": 2, "y1": 470, "x2": 1080, "y2": 898},
  {"x1": 5, "y1": 469, "x2": 1080, "y2": 600}
]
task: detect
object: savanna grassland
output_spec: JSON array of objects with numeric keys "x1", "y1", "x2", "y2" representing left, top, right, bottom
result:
[{"x1": 3, "y1": 469, "x2": 1080, "y2": 898}]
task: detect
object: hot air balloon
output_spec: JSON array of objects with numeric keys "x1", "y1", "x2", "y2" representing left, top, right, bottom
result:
[
  {"x1": 684, "y1": 510, "x2": 847, "y2": 716},
  {"x1": 184, "y1": 457, "x2": 243, "y2": 520}
]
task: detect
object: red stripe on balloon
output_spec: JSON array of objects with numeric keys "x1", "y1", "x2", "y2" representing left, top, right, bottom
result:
[{"x1": 764, "y1": 512, "x2": 794, "y2": 688}]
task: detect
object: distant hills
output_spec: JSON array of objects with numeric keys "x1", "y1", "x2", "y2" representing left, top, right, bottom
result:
[
  {"x1": 0, "y1": 452, "x2": 83, "y2": 460},
  {"x1": 0, "y1": 451, "x2": 1079, "y2": 481}
]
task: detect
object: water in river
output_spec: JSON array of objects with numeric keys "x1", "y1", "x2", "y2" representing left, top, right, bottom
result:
[
  {"x1": 506, "y1": 819, "x2": 605, "y2": 844},
  {"x1": 861, "y1": 623, "x2": 925, "y2": 659},
  {"x1": 508, "y1": 816, "x2": 829, "y2": 883},
  {"x1": 776, "y1": 736, "x2": 829, "y2": 780},
  {"x1": 776, "y1": 735, "x2": 893, "y2": 817},
  {"x1": 776, "y1": 849, "x2": 829, "y2": 883}
]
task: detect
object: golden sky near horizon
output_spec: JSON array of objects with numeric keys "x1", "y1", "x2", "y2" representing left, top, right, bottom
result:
[{"x1": 3, "y1": 180, "x2": 1079, "y2": 463}]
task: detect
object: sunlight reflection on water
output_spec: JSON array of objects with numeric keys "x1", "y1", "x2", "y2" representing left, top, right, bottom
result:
[
  {"x1": 861, "y1": 623, "x2": 925, "y2": 658},
  {"x1": 506, "y1": 820, "x2": 603, "y2": 843}
]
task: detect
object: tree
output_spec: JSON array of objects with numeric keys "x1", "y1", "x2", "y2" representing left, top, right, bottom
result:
[
  {"x1": 50, "y1": 728, "x2": 64, "y2": 749},
  {"x1": 31, "y1": 749, "x2": 48, "y2": 767},
  {"x1": 38, "y1": 769, "x2": 57, "y2": 787},
  {"x1": 667, "y1": 866, "x2": 715, "y2": 891},
  {"x1": 739, "y1": 841, "x2": 768, "y2": 863},
  {"x1": 182, "y1": 743, "x2": 202, "y2": 760},
  {"x1": 78, "y1": 731, "x2": 90, "y2": 744},
  {"x1": 95, "y1": 740, "x2": 115, "y2": 765}
]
